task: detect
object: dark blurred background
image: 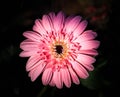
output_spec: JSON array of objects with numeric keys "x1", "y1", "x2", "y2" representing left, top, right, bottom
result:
[{"x1": 0, "y1": 0, "x2": 119, "y2": 97}]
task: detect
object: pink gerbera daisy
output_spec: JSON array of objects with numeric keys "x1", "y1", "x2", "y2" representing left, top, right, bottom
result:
[{"x1": 19, "y1": 11, "x2": 100, "y2": 89}]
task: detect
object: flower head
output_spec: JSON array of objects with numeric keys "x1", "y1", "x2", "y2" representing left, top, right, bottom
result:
[{"x1": 19, "y1": 11, "x2": 100, "y2": 89}]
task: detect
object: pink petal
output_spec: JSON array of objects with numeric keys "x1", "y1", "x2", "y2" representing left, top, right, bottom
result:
[
  {"x1": 61, "y1": 68, "x2": 71, "y2": 88},
  {"x1": 71, "y1": 61, "x2": 89, "y2": 79},
  {"x1": 53, "y1": 11, "x2": 65, "y2": 32},
  {"x1": 49, "y1": 78, "x2": 55, "y2": 87},
  {"x1": 53, "y1": 70, "x2": 63, "y2": 89},
  {"x1": 64, "y1": 15, "x2": 74, "y2": 26},
  {"x1": 23, "y1": 31, "x2": 41, "y2": 42},
  {"x1": 42, "y1": 15, "x2": 53, "y2": 33},
  {"x1": 73, "y1": 20, "x2": 88, "y2": 39},
  {"x1": 68, "y1": 67, "x2": 80, "y2": 85},
  {"x1": 73, "y1": 30, "x2": 97, "y2": 42},
  {"x1": 83, "y1": 64, "x2": 94, "y2": 71},
  {"x1": 64, "y1": 16, "x2": 81, "y2": 35},
  {"x1": 33, "y1": 19, "x2": 47, "y2": 35},
  {"x1": 76, "y1": 54, "x2": 95, "y2": 71},
  {"x1": 49, "y1": 12, "x2": 55, "y2": 19},
  {"x1": 26, "y1": 55, "x2": 41, "y2": 71},
  {"x1": 42, "y1": 68, "x2": 53, "y2": 85},
  {"x1": 20, "y1": 39, "x2": 39, "y2": 51},
  {"x1": 29, "y1": 61, "x2": 46, "y2": 81},
  {"x1": 79, "y1": 49, "x2": 98, "y2": 56},
  {"x1": 80, "y1": 40, "x2": 100, "y2": 50},
  {"x1": 77, "y1": 54, "x2": 96, "y2": 65},
  {"x1": 19, "y1": 51, "x2": 36, "y2": 57}
]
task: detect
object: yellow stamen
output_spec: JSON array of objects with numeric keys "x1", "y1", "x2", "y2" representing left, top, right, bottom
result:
[{"x1": 50, "y1": 40, "x2": 68, "y2": 59}]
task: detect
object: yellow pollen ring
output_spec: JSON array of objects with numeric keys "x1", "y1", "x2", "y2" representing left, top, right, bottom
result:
[{"x1": 50, "y1": 40, "x2": 68, "y2": 59}]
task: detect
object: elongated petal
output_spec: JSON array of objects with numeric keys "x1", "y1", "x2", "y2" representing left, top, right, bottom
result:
[
  {"x1": 76, "y1": 54, "x2": 95, "y2": 71},
  {"x1": 33, "y1": 19, "x2": 47, "y2": 35},
  {"x1": 64, "y1": 16, "x2": 81, "y2": 35},
  {"x1": 49, "y1": 78, "x2": 55, "y2": 87},
  {"x1": 26, "y1": 55, "x2": 41, "y2": 71},
  {"x1": 42, "y1": 15, "x2": 53, "y2": 33},
  {"x1": 77, "y1": 54, "x2": 96, "y2": 65},
  {"x1": 23, "y1": 31, "x2": 41, "y2": 42},
  {"x1": 20, "y1": 40, "x2": 39, "y2": 51},
  {"x1": 68, "y1": 67, "x2": 80, "y2": 85},
  {"x1": 80, "y1": 40, "x2": 100, "y2": 50},
  {"x1": 79, "y1": 49, "x2": 98, "y2": 56},
  {"x1": 73, "y1": 20, "x2": 88, "y2": 39},
  {"x1": 53, "y1": 70, "x2": 63, "y2": 89},
  {"x1": 73, "y1": 30, "x2": 97, "y2": 42},
  {"x1": 61, "y1": 68, "x2": 71, "y2": 88},
  {"x1": 83, "y1": 64, "x2": 94, "y2": 71},
  {"x1": 53, "y1": 11, "x2": 65, "y2": 32},
  {"x1": 71, "y1": 61, "x2": 89, "y2": 79},
  {"x1": 19, "y1": 51, "x2": 36, "y2": 57},
  {"x1": 29, "y1": 61, "x2": 46, "y2": 81},
  {"x1": 49, "y1": 12, "x2": 55, "y2": 20},
  {"x1": 42, "y1": 68, "x2": 53, "y2": 85}
]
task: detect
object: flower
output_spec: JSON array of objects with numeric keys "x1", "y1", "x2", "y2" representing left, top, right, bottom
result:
[{"x1": 19, "y1": 11, "x2": 100, "y2": 89}]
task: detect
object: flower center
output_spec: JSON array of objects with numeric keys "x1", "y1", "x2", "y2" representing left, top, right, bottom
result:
[
  {"x1": 50, "y1": 41, "x2": 68, "y2": 59},
  {"x1": 55, "y1": 45, "x2": 63, "y2": 54}
]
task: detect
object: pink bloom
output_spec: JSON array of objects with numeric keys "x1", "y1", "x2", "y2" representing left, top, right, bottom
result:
[{"x1": 19, "y1": 11, "x2": 100, "y2": 89}]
